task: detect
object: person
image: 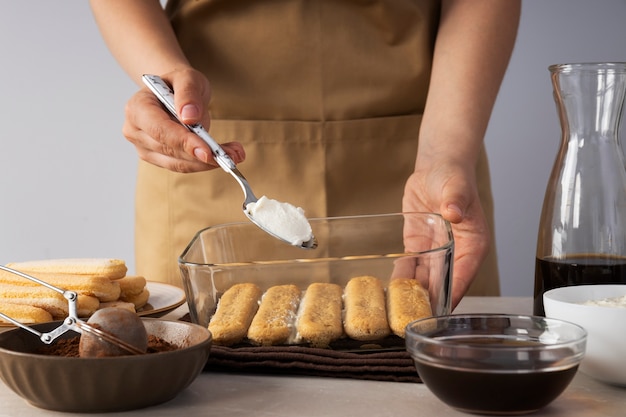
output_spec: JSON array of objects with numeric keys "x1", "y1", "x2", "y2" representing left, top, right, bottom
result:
[{"x1": 89, "y1": 0, "x2": 520, "y2": 307}]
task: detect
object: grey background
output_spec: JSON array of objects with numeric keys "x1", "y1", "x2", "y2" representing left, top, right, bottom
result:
[{"x1": 1, "y1": 1, "x2": 625, "y2": 296}]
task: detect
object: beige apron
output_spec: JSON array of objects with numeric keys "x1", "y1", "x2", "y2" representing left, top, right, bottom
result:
[{"x1": 136, "y1": 0, "x2": 500, "y2": 296}]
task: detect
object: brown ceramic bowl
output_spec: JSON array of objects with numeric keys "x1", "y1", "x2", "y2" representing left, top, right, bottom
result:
[{"x1": 0, "y1": 319, "x2": 211, "y2": 412}]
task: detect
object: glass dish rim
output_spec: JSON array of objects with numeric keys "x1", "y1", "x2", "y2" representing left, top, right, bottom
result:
[
  {"x1": 549, "y1": 62, "x2": 626, "y2": 73},
  {"x1": 178, "y1": 212, "x2": 454, "y2": 268}
]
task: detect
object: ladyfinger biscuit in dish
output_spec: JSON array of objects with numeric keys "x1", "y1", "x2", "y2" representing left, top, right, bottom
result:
[
  {"x1": 247, "y1": 285, "x2": 301, "y2": 346},
  {"x1": 0, "y1": 269, "x2": 121, "y2": 302},
  {"x1": 296, "y1": 283, "x2": 344, "y2": 348},
  {"x1": 0, "y1": 302, "x2": 53, "y2": 324},
  {"x1": 6, "y1": 258, "x2": 128, "y2": 280},
  {"x1": 343, "y1": 276, "x2": 390, "y2": 341},
  {"x1": 386, "y1": 278, "x2": 432, "y2": 338},
  {"x1": 208, "y1": 283, "x2": 262, "y2": 346}
]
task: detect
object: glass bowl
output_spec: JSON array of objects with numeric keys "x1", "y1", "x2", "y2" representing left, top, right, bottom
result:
[
  {"x1": 179, "y1": 213, "x2": 453, "y2": 347},
  {"x1": 406, "y1": 314, "x2": 587, "y2": 415}
]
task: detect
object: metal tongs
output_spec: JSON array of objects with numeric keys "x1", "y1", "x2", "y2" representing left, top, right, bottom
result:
[{"x1": 0, "y1": 265, "x2": 143, "y2": 355}]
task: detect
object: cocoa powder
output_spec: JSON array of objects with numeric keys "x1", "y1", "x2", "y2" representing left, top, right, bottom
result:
[{"x1": 37, "y1": 334, "x2": 178, "y2": 357}]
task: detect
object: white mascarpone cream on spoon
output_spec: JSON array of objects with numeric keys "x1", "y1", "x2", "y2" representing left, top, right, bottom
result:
[{"x1": 245, "y1": 196, "x2": 314, "y2": 247}]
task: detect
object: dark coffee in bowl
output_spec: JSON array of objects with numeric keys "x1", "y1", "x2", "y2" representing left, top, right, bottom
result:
[{"x1": 413, "y1": 337, "x2": 579, "y2": 415}]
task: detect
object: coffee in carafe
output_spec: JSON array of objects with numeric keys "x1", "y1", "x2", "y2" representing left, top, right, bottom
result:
[{"x1": 534, "y1": 63, "x2": 626, "y2": 315}]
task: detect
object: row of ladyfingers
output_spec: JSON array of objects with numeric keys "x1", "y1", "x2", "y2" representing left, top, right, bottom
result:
[
  {"x1": 0, "y1": 258, "x2": 149, "y2": 324},
  {"x1": 208, "y1": 275, "x2": 432, "y2": 348}
]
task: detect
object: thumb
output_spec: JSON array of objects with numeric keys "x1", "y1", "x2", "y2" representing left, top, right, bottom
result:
[
  {"x1": 169, "y1": 73, "x2": 211, "y2": 126},
  {"x1": 179, "y1": 102, "x2": 202, "y2": 125},
  {"x1": 438, "y1": 178, "x2": 471, "y2": 224},
  {"x1": 442, "y1": 203, "x2": 464, "y2": 224}
]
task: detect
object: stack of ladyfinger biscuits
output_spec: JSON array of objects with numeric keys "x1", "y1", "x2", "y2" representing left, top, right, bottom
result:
[
  {"x1": 208, "y1": 275, "x2": 432, "y2": 348},
  {"x1": 0, "y1": 258, "x2": 149, "y2": 324}
]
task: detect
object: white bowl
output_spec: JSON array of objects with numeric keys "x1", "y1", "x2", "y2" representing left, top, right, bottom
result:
[{"x1": 544, "y1": 285, "x2": 626, "y2": 386}]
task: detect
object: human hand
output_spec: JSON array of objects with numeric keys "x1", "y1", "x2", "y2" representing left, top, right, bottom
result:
[
  {"x1": 401, "y1": 160, "x2": 490, "y2": 309},
  {"x1": 122, "y1": 67, "x2": 245, "y2": 172}
]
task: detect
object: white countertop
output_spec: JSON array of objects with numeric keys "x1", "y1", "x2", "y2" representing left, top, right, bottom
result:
[{"x1": 1, "y1": 297, "x2": 624, "y2": 417}]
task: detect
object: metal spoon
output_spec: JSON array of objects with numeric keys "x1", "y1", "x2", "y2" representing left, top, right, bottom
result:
[{"x1": 142, "y1": 74, "x2": 317, "y2": 249}]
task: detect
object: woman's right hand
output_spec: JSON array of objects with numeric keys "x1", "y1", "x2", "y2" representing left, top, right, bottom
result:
[{"x1": 122, "y1": 67, "x2": 245, "y2": 173}]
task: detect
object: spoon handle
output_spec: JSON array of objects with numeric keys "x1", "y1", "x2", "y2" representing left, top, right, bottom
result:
[
  {"x1": 142, "y1": 74, "x2": 258, "y2": 206},
  {"x1": 141, "y1": 74, "x2": 236, "y2": 172}
]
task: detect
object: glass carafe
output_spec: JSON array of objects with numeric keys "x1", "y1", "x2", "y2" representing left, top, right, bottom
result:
[{"x1": 534, "y1": 62, "x2": 626, "y2": 315}]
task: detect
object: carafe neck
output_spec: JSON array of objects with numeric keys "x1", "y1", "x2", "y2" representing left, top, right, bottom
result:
[{"x1": 551, "y1": 63, "x2": 626, "y2": 140}]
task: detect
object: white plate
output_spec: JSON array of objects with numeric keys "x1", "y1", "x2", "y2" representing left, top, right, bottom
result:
[{"x1": 137, "y1": 281, "x2": 186, "y2": 317}]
